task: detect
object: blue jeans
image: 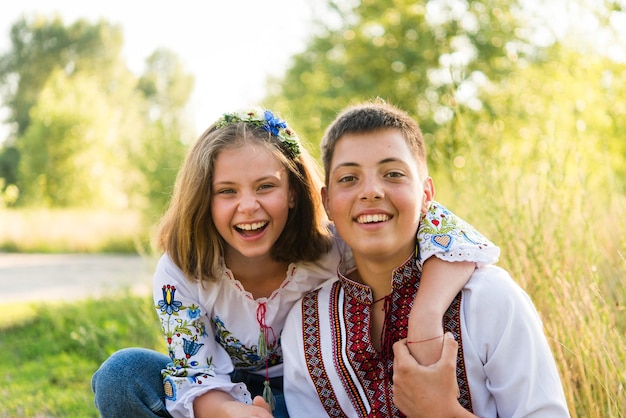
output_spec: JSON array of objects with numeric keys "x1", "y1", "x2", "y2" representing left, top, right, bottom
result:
[{"x1": 91, "y1": 347, "x2": 289, "y2": 417}]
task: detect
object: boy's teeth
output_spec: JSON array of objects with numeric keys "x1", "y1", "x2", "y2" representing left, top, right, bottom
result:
[
  {"x1": 237, "y1": 222, "x2": 266, "y2": 231},
  {"x1": 357, "y1": 214, "x2": 389, "y2": 223}
]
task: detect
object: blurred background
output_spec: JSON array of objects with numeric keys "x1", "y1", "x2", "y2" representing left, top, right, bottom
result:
[{"x1": 0, "y1": 0, "x2": 624, "y2": 416}]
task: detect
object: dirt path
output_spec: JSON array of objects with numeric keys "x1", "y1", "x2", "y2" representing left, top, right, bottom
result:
[{"x1": 0, "y1": 253, "x2": 156, "y2": 305}]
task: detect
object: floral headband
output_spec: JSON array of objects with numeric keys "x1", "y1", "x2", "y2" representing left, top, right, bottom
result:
[{"x1": 215, "y1": 108, "x2": 301, "y2": 156}]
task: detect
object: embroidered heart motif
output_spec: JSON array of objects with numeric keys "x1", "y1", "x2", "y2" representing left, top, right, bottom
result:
[
  {"x1": 431, "y1": 234, "x2": 452, "y2": 250},
  {"x1": 432, "y1": 219, "x2": 440, "y2": 226}
]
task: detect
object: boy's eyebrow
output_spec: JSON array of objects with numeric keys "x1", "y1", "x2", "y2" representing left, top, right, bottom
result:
[{"x1": 333, "y1": 157, "x2": 405, "y2": 169}]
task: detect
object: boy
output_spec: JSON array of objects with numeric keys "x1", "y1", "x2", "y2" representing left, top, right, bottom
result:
[{"x1": 282, "y1": 101, "x2": 569, "y2": 417}]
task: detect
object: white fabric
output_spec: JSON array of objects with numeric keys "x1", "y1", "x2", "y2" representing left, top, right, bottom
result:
[
  {"x1": 154, "y1": 201, "x2": 500, "y2": 418},
  {"x1": 282, "y1": 265, "x2": 570, "y2": 417},
  {"x1": 154, "y1": 247, "x2": 341, "y2": 418}
]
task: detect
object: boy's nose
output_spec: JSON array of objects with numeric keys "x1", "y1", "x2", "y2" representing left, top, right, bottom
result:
[{"x1": 360, "y1": 176, "x2": 383, "y2": 201}]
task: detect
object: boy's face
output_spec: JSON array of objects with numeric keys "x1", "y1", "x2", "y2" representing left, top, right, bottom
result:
[{"x1": 322, "y1": 128, "x2": 433, "y2": 267}]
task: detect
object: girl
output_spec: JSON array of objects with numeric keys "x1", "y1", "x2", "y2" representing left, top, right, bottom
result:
[{"x1": 92, "y1": 108, "x2": 498, "y2": 418}]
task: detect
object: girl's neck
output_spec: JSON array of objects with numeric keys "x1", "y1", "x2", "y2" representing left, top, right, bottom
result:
[{"x1": 226, "y1": 253, "x2": 290, "y2": 299}]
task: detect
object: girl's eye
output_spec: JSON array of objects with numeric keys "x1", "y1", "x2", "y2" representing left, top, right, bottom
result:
[
  {"x1": 258, "y1": 184, "x2": 275, "y2": 191},
  {"x1": 216, "y1": 188, "x2": 235, "y2": 195}
]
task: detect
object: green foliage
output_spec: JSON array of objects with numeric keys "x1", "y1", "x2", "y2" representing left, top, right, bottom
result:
[
  {"x1": 0, "y1": 16, "x2": 194, "y2": 212},
  {"x1": 0, "y1": 294, "x2": 163, "y2": 417},
  {"x1": 134, "y1": 48, "x2": 195, "y2": 219},
  {"x1": 266, "y1": 0, "x2": 528, "y2": 153},
  {"x1": 0, "y1": 15, "x2": 125, "y2": 137},
  {"x1": 16, "y1": 71, "x2": 141, "y2": 207}
]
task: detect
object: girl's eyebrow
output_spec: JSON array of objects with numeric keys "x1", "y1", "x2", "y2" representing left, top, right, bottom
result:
[{"x1": 213, "y1": 175, "x2": 281, "y2": 185}]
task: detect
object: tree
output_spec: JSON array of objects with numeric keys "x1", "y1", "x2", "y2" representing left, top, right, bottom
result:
[
  {"x1": 135, "y1": 48, "x2": 195, "y2": 218},
  {"x1": 0, "y1": 15, "x2": 127, "y2": 204},
  {"x1": 0, "y1": 16, "x2": 195, "y2": 211},
  {"x1": 265, "y1": 0, "x2": 530, "y2": 158}
]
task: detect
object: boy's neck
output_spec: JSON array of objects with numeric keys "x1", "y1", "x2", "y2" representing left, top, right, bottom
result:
[{"x1": 349, "y1": 252, "x2": 413, "y2": 300}]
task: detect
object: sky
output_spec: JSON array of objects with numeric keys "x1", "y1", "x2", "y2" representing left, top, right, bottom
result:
[{"x1": 0, "y1": 0, "x2": 317, "y2": 138}]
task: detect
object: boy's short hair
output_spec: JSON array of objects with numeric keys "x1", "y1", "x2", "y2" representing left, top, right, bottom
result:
[{"x1": 320, "y1": 100, "x2": 428, "y2": 183}]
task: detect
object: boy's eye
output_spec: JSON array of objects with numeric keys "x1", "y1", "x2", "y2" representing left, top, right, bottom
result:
[
  {"x1": 385, "y1": 171, "x2": 404, "y2": 178},
  {"x1": 338, "y1": 175, "x2": 357, "y2": 183}
]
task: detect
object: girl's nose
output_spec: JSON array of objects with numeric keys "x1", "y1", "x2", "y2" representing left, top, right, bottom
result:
[{"x1": 238, "y1": 191, "x2": 260, "y2": 212}]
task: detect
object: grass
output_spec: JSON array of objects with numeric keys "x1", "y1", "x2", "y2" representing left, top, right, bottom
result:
[
  {"x1": 2, "y1": 201, "x2": 624, "y2": 417},
  {"x1": 429, "y1": 121, "x2": 626, "y2": 416},
  {"x1": 0, "y1": 294, "x2": 164, "y2": 417},
  {"x1": 2, "y1": 140, "x2": 625, "y2": 415},
  {"x1": 0, "y1": 208, "x2": 149, "y2": 253}
]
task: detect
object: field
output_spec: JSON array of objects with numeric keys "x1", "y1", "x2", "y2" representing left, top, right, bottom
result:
[{"x1": 1, "y1": 194, "x2": 625, "y2": 416}]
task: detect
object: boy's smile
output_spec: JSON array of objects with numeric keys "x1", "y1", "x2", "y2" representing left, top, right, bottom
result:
[{"x1": 323, "y1": 128, "x2": 433, "y2": 271}]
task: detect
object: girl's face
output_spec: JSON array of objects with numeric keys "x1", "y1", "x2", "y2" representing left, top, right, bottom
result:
[
  {"x1": 322, "y1": 128, "x2": 433, "y2": 269},
  {"x1": 211, "y1": 143, "x2": 294, "y2": 264}
]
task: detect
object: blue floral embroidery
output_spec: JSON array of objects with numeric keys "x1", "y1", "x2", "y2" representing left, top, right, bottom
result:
[
  {"x1": 418, "y1": 201, "x2": 495, "y2": 262},
  {"x1": 213, "y1": 316, "x2": 282, "y2": 371},
  {"x1": 157, "y1": 284, "x2": 218, "y2": 395},
  {"x1": 158, "y1": 284, "x2": 183, "y2": 315},
  {"x1": 183, "y1": 337, "x2": 204, "y2": 358},
  {"x1": 187, "y1": 304, "x2": 201, "y2": 319}
]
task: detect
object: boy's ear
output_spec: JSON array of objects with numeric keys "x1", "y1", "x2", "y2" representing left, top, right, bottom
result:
[
  {"x1": 421, "y1": 177, "x2": 435, "y2": 214},
  {"x1": 321, "y1": 186, "x2": 333, "y2": 221}
]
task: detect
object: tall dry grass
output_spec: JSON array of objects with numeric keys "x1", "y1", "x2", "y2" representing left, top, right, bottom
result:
[
  {"x1": 0, "y1": 208, "x2": 148, "y2": 253},
  {"x1": 1, "y1": 132, "x2": 624, "y2": 416},
  {"x1": 432, "y1": 117, "x2": 625, "y2": 416}
]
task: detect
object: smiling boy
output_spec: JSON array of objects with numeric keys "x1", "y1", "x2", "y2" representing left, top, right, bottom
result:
[{"x1": 282, "y1": 101, "x2": 569, "y2": 417}]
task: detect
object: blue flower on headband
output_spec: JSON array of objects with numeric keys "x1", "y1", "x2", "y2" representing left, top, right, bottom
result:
[
  {"x1": 215, "y1": 107, "x2": 301, "y2": 156},
  {"x1": 262, "y1": 110, "x2": 287, "y2": 137}
]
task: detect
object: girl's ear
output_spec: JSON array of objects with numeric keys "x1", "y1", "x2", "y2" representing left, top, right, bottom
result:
[
  {"x1": 321, "y1": 186, "x2": 333, "y2": 221},
  {"x1": 288, "y1": 188, "x2": 296, "y2": 209},
  {"x1": 421, "y1": 177, "x2": 435, "y2": 214}
]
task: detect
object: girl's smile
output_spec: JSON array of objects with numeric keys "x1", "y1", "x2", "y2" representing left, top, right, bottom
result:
[{"x1": 211, "y1": 144, "x2": 294, "y2": 263}]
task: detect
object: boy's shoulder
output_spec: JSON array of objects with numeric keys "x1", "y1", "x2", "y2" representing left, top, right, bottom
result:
[{"x1": 463, "y1": 265, "x2": 534, "y2": 314}]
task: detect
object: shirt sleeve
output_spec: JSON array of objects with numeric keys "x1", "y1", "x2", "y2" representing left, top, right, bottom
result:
[
  {"x1": 153, "y1": 254, "x2": 252, "y2": 418},
  {"x1": 417, "y1": 200, "x2": 500, "y2": 267},
  {"x1": 463, "y1": 266, "x2": 570, "y2": 417}
]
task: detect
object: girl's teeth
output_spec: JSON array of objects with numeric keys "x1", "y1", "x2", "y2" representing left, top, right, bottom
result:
[{"x1": 237, "y1": 222, "x2": 266, "y2": 231}]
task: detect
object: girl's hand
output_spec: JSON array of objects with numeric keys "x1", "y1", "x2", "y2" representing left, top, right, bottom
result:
[{"x1": 194, "y1": 391, "x2": 274, "y2": 418}]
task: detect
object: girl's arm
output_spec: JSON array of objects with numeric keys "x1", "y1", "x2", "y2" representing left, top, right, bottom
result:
[
  {"x1": 409, "y1": 201, "x2": 499, "y2": 365},
  {"x1": 193, "y1": 391, "x2": 273, "y2": 418},
  {"x1": 407, "y1": 259, "x2": 474, "y2": 365},
  {"x1": 153, "y1": 255, "x2": 253, "y2": 417}
]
